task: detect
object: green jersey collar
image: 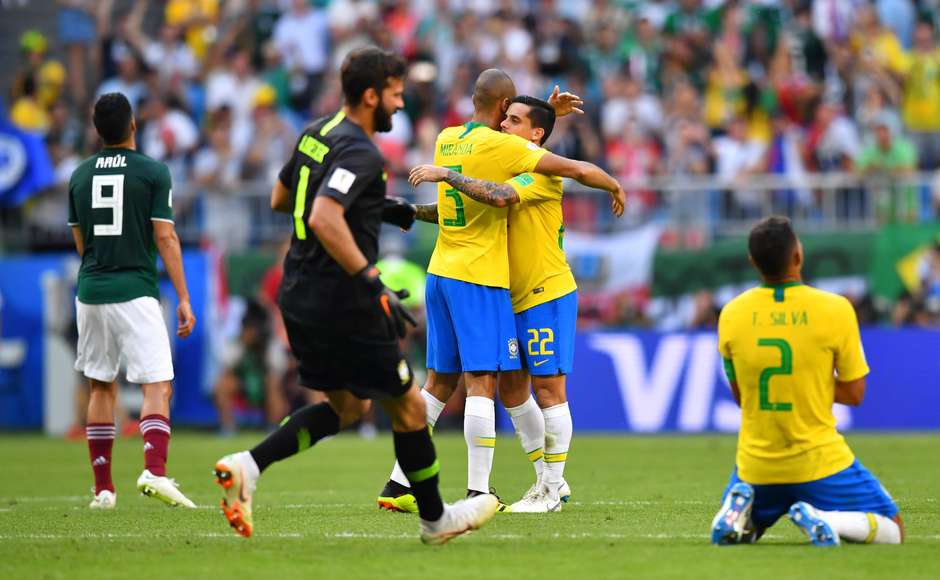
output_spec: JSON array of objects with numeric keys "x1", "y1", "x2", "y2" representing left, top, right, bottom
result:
[
  {"x1": 762, "y1": 281, "x2": 802, "y2": 303},
  {"x1": 459, "y1": 121, "x2": 486, "y2": 139}
]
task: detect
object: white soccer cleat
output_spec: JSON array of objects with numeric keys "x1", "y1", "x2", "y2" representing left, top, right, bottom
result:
[
  {"x1": 420, "y1": 494, "x2": 499, "y2": 545},
  {"x1": 214, "y1": 452, "x2": 257, "y2": 538},
  {"x1": 510, "y1": 485, "x2": 563, "y2": 513},
  {"x1": 136, "y1": 469, "x2": 196, "y2": 508},
  {"x1": 89, "y1": 489, "x2": 116, "y2": 509},
  {"x1": 558, "y1": 479, "x2": 571, "y2": 503}
]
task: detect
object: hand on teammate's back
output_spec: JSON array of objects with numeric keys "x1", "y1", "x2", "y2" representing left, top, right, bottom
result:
[
  {"x1": 547, "y1": 85, "x2": 584, "y2": 117},
  {"x1": 177, "y1": 301, "x2": 196, "y2": 338},
  {"x1": 357, "y1": 265, "x2": 417, "y2": 338}
]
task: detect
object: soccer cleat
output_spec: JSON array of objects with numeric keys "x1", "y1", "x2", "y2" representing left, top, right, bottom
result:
[
  {"x1": 89, "y1": 489, "x2": 116, "y2": 509},
  {"x1": 420, "y1": 494, "x2": 500, "y2": 545},
  {"x1": 377, "y1": 480, "x2": 418, "y2": 514},
  {"x1": 214, "y1": 452, "x2": 257, "y2": 538},
  {"x1": 789, "y1": 502, "x2": 840, "y2": 547},
  {"x1": 509, "y1": 485, "x2": 562, "y2": 513},
  {"x1": 137, "y1": 469, "x2": 196, "y2": 508},
  {"x1": 468, "y1": 488, "x2": 510, "y2": 513},
  {"x1": 559, "y1": 479, "x2": 571, "y2": 503},
  {"x1": 710, "y1": 482, "x2": 755, "y2": 545}
]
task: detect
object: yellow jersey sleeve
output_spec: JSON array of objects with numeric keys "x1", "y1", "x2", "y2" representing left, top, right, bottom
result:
[
  {"x1": 506, "y1": 172, "x2": 561, "y2": 203},
  {"x1": 490, "y1": 132, "x2": 547, "y2": 177},
  {"x1": 833, "y1": 297, "x2": 869, "y2": 382}
]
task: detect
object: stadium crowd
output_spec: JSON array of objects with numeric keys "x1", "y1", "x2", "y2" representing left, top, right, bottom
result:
[{"x1": 6, "y1": 0, "x2": 940, "y2": 236}]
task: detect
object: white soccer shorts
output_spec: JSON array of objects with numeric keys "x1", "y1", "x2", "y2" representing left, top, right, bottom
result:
[{"x1": 74, "y1": 296, "x2": 174, "y2": 384}]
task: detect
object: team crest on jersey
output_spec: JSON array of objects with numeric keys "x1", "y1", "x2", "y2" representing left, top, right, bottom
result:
[
  {"x1": 397, "y1": 359, "x2": 411, "y2": 385},
  {"x1": 508, "y1": 338, "x2": 519, "y2": 359}
]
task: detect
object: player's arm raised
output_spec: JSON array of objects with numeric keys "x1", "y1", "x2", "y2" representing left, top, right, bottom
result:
[
  {"x1": 409, "y1": 165, "x2": 518, "y2": 208},
  {"x1": 534, "y1": 153, "x2": 626, "y2": 217},
  {"x1": 153, "y1": 221, "x2": 196, "y2": 338}
]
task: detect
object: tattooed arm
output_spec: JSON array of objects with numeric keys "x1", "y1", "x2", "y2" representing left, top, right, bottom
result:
[
  {"x1": 409, "y1": 165, "x2": 520, "y2": 208},
  {"x1": 414, "y1": 203, "x2": 439, "y2": 224}
]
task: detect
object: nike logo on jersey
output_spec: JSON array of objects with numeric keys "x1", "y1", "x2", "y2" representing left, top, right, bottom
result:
[{"x1": 533, "y1": 359, "x2": 550, "y2": 367}]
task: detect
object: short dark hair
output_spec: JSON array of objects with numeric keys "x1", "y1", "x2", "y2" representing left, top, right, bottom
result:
[
  {"x1": 511, "y1": 95, "x2": 556, "y2": 145},
  {"x1": 93, "y1": 93, "x2": 133, "y2": 145},
  {"x1": 340, "y1": 46, "x2": 406, "y2": 107},
  {"x1": 748, "y1": 216, "x2": 798, "y2": 279}
]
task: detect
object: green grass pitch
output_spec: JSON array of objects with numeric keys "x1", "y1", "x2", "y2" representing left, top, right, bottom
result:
[{"x1": 1, "y1": 432, "x2": 938, "y2": 579}]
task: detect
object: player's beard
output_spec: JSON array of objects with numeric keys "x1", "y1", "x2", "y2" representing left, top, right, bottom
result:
[{"x1": 374, "y1": 104, "x2": 394, "y2": 133}]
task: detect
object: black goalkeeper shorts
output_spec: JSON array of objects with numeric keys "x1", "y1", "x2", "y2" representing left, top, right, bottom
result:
[{"x1": 281, "y1": 311, "x2": 414, "y2": 400}]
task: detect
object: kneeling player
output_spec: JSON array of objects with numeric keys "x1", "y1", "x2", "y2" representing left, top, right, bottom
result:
[{"x1": 711, "y1": 217, "x2": 902, "y2": 546}]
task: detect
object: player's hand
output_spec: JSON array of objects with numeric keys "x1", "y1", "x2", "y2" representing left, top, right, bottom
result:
[
  {"x1": 547, "y1": 85, "x2": 584, "y2": 117},
  {"x1": 177, "y1": 300, "x2": 196, "y2": 338},
  {"x1": 382, "y1": 197, "x2": 417, "y2": 231},
  {"x1": 409, "y1": 165, "x2": 449, "y2": 187},
  {"x1": 357, "y1": 265, "x2": 417, "y2": 339},
  {"x1": 610, "y1": 185, "x2": 626, "y2": 218}
]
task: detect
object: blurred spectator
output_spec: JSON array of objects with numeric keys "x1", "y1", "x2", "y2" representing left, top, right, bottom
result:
[
  {"x1": 163, "y1": 0, "x2": 220, "y2": 63},
  {"x1": 131, "y1": 22, "x2": 199, "y2": 84},
  {"x1": 688, "y1": 290, "x2": 719, "y2": 330},
  {"x1": 95, "y1": 52, "x2": 147, "y2": 111},
  {"x1": 855, "y1": 86, "x2": 902, "y2": 146},
  {"x1": 876, "y1": 0, "x2": 916, "y2": 49},
  {"x1": 241, "y1": 84, "x2": 295, "y2": 183},
  {"x1": 193, "y1": 115, "x2": 240, "y2": 189},
  {"x1": 601, "y1": 75, "x2": 662, "y2": 142},
  {"x1": 804, "y1": 101, "x2": 860, "y2": 171},
  {"x1": 10, "y1": 76, "x2": 50, "y2": 135},
  {"x1": 812, "y1": 0, "x2": 856, "y2": 45},
  {"x1": 57, "y1": 0, "x2": 97, "y2": 107},
  {"x1": 272, "y1": 0, "x2": 329, "y2": 112},
  {"x1": 703, "y1": 43, "x2": 748, "y2": 132},
  {"x1": 206, "y1": 48, "x2": 262, "y2": 156},
  {"x1": 898, "y1": 20, "x2": 940, "y2": 169},
  {"x1": 857, "y1": 120, "x2": 917, "y2": 175},
  {"x1": 214, "y1": 300, "x2": 289, "y2": 435},
  {"x1": 713, "y1": 116, "x2": 765, "y2": 216},
  {"x1": 918, "y1": 242, "x2": 940, "y2": 300}
]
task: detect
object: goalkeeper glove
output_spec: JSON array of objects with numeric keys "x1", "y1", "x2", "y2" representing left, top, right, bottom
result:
[
  {"x1": 357, "y1": 264, "x2": 417, "y2": 339},
  {"x1": 382, "y1": 197, "x2": 417, "y2": 230}
]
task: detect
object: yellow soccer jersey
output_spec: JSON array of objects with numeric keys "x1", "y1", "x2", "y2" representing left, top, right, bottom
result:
[
  {"x1": 426, "y1": 122, "x2": 547, "y2": 288},
  {"x1": 506, "y1": 171, "x2": 577, "y2": 313},
  {"x1": 717, "y1": 283, "x2": 869, "y2": 485}
]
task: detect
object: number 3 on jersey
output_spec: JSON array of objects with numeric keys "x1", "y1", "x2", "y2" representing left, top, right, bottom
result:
[
  {"x1": 91, "y1": 174, "x2": 125, "y2": 236},
  {"x1": 442, "y1": 165, "x2": 465, "y2": 227}
]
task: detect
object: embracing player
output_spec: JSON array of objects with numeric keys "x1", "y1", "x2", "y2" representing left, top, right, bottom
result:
[
  {"x1": 377, "y1": 71, "x2": 625, "y2": 512},
  {"x1": 212, "y1": 47, "x2": 499, "y2": 544},
  {"x1": 711, "y1": 216, "x2": 903, "y2": 546},
  {"x1": 408, "y1": 96, "x2": 623, "y2": 511},
  {"x1": 69, "y1": 92, "x2": 197, "y2": 509}
]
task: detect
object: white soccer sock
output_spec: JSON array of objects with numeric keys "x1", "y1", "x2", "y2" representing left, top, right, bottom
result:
[
  {"x1": 506, "y1": 395, "x2": 545, "y2": 480},
  {"x1": 820, "y1": 510, "x2": 902, "y2": 544},
  {"x1": 389, "y1": 390, "x2": 448, "y2": 487},
  {"x1": 542, "y1": 402, "x2": 572, "y2": 489},
  {"x1": 464, "y1": 396, "x2": 496, "y2": 493}
]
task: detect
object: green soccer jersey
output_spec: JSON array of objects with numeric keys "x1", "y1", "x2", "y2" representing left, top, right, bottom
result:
[{"x1": 68, "y1": 147, "x2": 174, "y2": 304}]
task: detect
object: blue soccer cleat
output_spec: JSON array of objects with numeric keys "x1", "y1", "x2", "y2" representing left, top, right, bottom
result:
[
  {"x1": 711, "y1": 482, "x2": 755, "y2": 545},
  {"x1": 788, "y1": 502, "x2": 840, "y2": 546}
]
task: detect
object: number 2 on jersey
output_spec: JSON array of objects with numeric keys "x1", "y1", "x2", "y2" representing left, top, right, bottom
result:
[
  {"x1": 757, "y1": 338, "x2": 793, "y2": 411},
  {"x1": 91, "y1": 174, "x2": 125, "y2": 236},
  {"x1": 442, "y1": 165, "x2": 465, "y2": 227}
]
